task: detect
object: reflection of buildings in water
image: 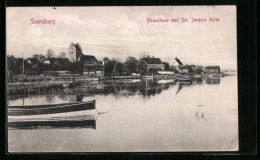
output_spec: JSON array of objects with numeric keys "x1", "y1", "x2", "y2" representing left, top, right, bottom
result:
[
  {"x1": 108, "y1": 79, "x2": 177, "y2": 97},
  {"x1": 112, "y1": 81, "x2": 139, "y2": 98},
  {"x1": 176, "y1": 84, "x2": 183, "y2": 94},
  {"x1": 45, "y1": 94, "x2": 55, "y2": 103},
  {"x1": 57, "y1": 80, "x2": 178, "y2": 98},
  {"x1": 68, "y1": 94, "x2": 84, "y2": 103},
  {"x1": 191, "y1": 78, "x2": 203, "y2": 85},
  {"x1": 206, "y1": 78, "x2": 221, "y2": 84},
  {"x1": 138, "y1": 80, "x2": 168, "y2": 97},
  {"x1": 58, "y1": 94, "x2": 68, "y2": 101},
  {"x1": 176, "y1": 78, "x2": 202, "y2": 94}
]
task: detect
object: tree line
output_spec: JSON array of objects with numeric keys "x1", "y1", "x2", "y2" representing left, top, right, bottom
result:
[{"x1": 7, "y1": 49, "x2": 176, "y2": 75}]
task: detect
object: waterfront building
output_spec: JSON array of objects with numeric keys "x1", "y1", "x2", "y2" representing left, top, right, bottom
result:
[
  {"x1": 137, "y1": 56, "x2": 165, "y2": 74},
  {"x1": 178, "y1": 65, "x2": 193, "y2": 73},
  {"x1": 82, "y1": 55, "x2": 103, "y2": 76},
  {"x1": 205, "y1": 66, "x2": 220, "y2": 74}
]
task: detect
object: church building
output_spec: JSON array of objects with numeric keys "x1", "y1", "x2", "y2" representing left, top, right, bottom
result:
[{"x1": 68, "y1": 42, "x2": 104, "y2": 76}]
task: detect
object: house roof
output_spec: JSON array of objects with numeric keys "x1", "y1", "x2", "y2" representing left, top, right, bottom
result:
[
  {"x1": 82, "y1": 55, "x2": 100, "y2": 64},
  {"x1": 206, "y1": 66, "x2": 220, "y2": 69},
  {"x1": 175, "y1": 58, "x2": 183, "y2": 65},
  {"x1": 141, "y1": 57, "x2": 162, "y2": 64},
  {"x1": 179, "y1": 65, "x2": 192, "y2": 69}
]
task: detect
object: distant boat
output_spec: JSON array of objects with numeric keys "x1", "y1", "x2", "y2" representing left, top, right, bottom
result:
[{"x1": 8, "y1": 100, "x2": 96, "y2": 116}]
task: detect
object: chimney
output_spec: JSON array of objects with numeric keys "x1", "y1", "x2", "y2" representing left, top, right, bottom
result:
[
  {"x1": 148, "y1": 55, "x2": 149, "y2": 58},
  {"x1": 153, "y1": 56, "x2": 154, "y2": 58}
]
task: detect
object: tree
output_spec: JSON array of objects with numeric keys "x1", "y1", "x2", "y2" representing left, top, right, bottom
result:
[
  {"x1": 7, "y1": 55, "x2": 16, "y2": 71},
  {"x1": 54, "y1": 61, "x2": 61, "y2": 69},
  {"x1": 104, "y1": 60, "x2": 123, "y2": 75},
  {"x1": 32, "y1": 54, "x2": 40, "y2": 59},
  {"x1": 32, "y1": 54, "x2": 45, "y2": 62},
  {"x1": 136, "y1": 61, "x2": 149, "y2": 75},
  {"x1": 103, "y1": 57, "x2": 110, "y2": 62},
  {"x1": 59, "y1": 51, "x2": 67, "y2": 58},
  {"x1": 46, "y1": 49, "x2": 55, "y2": 58},
  {"x1": 124, "y1": 56, "x2": 138, "y2": 73}
]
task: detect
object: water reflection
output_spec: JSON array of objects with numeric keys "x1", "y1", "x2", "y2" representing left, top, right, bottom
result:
[
  {"x1": 8, "y1": 78, "x2": 221, "y2": 130},
  {"x1": 8, "y1": 76, "x2": 238, "y2": 151},
  {"x1": 8, "y1": 78, "x2": 221, "y2": 103},
  {"x1": 191, "y1": 78, "x2": 204, "y2": 85},
  {"x1": 206, "y1": 78, "x2": 221, "y2": 84}
]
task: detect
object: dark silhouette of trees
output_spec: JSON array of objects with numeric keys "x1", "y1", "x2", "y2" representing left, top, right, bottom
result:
[
  {"x1": 124, "y1": 56, "x2": 138, "y2": 73},
  {"x1": 103, "y1": 57, "x2": 110, "y2": 62},
  {"x1": 46, "y1": 49, "x2": 55, "y2": 58},
  {"x1": 7, "y1": 53, "x2": 182, "y2": 76},
  {"x1": 59, "y1": 51, "x2": 67, "y2": 58},
  {"x1": 104, "y1": 59, "x2": 124, "y2": 75},
  {"x1": 136, "y1": 61, "x2": 149, "y2": 75}
]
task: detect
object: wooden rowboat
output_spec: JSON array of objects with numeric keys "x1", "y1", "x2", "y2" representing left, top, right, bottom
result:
[
  {"x1": 8, "y1": 109, "x2": 98, "y2": 130},
  {"x1": 8, "y1": 100, "x2": 95, "y2": 116},
  {"x1": 8, "y1": 100, "x2": 98, "y2": 130}
]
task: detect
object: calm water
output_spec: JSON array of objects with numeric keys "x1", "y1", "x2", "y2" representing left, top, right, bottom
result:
[{"x1": 8, "y1": 76, "x2": 238, "y2": 152}]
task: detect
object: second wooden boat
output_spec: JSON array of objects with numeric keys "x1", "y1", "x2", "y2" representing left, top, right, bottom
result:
[{"x1": 8, "y1": 100, "x2": 96, "y2": 116}]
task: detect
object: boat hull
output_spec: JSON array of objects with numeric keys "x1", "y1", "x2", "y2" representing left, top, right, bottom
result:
[
  {"x1": 8, "y1": 100, "x2": 96, "y2": 116},
  {"x1": 8, "y1": 107, "x2": 98, "y2": 130},
  {"x1": 9, "y1": 119, "x2": 96, "y2": 130}
]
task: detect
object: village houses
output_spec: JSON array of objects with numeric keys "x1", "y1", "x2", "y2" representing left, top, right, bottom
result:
[{"x1": 137, "y1": 56, "x2": 165, "y2": 74}]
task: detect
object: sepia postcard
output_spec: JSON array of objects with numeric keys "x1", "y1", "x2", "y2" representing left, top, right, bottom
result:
[{"x1": 6, "y1": 6, "x2": 238, "y2": 152}]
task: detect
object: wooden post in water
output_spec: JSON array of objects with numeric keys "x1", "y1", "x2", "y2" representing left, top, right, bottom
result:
[{"x1": 8, "y1": 71, "x2": 11, "y2": 83}]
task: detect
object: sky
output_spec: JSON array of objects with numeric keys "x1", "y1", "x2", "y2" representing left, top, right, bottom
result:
[{"x1": 6, "y1": 6, "x2": 237, "y2": 69}]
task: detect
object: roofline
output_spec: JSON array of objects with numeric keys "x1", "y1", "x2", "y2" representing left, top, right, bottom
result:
[{"x1": 136, "y1": 60, "x2": 148, "y2": 66}]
